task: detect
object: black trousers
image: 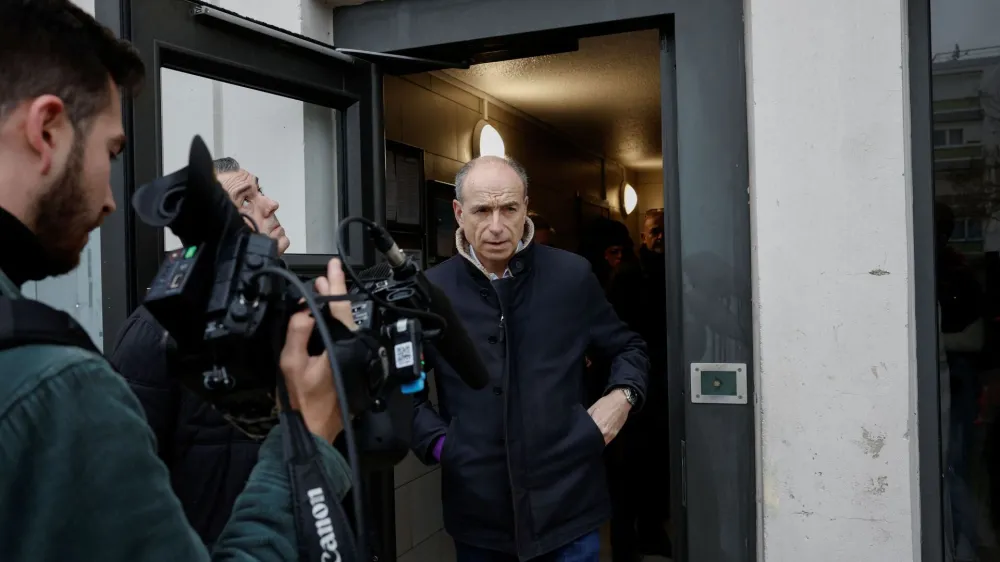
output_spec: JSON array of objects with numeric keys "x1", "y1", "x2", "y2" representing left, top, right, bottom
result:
[{"x1": 605, "y1": 413, "x2": 671, "y2": 562}]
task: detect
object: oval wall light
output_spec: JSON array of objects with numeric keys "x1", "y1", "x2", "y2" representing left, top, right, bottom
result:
[
  {"x1": 622, "y1": 183, "x2": 638, "y2": 216},
  {"x1": 473, "y1": 119, "x2": 505, "y2": 158}
]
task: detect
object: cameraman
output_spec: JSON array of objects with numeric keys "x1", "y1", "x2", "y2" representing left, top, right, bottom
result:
[
  {"x1": 111, "y1": 157, "x2": 291, "y2": 547},
  {"x1": 0, "y1": 2, "x2": 355, "y2": 560}
]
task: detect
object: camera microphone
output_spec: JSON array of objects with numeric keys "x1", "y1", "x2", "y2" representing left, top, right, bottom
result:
[{"x1": 368, "y1": 227, "x2": 490, "y2": 391}]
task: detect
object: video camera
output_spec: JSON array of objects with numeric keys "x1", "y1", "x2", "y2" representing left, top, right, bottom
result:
[{"x1": 131, "y1": 136, "x2": 487, "y2": 562}]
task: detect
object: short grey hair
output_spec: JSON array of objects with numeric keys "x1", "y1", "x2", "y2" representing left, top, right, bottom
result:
[
  {"x1": 213, "y1": 157, "x2": 241, "y2": 175},
  {"x1": 454, "y1": 155, "x2": 529, "y2": 202}
]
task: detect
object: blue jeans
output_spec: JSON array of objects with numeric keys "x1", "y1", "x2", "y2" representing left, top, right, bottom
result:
[{"x1": 455, "y1": 530, "x2": 601, "y2": 562}]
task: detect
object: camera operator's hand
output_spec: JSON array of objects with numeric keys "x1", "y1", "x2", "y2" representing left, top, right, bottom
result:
[{"x1": 279, "y1": 257, "x2": 356, "y2": 442}]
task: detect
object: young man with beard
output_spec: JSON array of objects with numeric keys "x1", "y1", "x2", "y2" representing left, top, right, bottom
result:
[
  {"x1": 110, "y1": 157, "x2": 291, "y2": 547},
  {"x1": 0, "y1": 2, "x2": 355, "y2": 560}
]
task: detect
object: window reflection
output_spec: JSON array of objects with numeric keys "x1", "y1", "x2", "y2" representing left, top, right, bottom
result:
[
  {"x1": 159, "y1": 68, "x2": 341, "y2": 255},
  {"x1": 931, "y1": 0, "x2": 1000, "y2": 558}
]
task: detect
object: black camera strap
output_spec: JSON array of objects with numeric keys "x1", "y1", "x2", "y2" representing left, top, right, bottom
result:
[
  {"x1": 280, "y1": 408, "x2": 359, "y2": 562},
  {"x1": 0, "y1": 296, "x2": 101, "y2": 355}
]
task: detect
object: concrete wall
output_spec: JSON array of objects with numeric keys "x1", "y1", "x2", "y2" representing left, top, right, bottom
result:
[
  {"x1": 385, "y1": 72, "x2": 642, "y2": 250},
  {"x1": 745, "y1": 0, "x2": 919, "y2": 560}
]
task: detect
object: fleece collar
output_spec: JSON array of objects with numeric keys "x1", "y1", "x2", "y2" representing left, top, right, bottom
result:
[{"x1": 456, "y1": 217, "x2": 535, "y2": 280}]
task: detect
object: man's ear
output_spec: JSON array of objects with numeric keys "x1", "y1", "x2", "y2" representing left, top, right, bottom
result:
[
  {"x1": 24, "y1": 95, "x2": 71, "y2": 176},
  {"x1": 452, "y1": 199, "x2": 463, "y2": 225}
]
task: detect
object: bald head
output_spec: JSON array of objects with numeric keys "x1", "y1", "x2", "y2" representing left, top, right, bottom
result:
[{"x1": 455, "y1": 156, "x2": 528, "y2": 202}]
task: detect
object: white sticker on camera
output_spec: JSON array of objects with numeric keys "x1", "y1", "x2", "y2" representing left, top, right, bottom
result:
[{"x1": 394, "y1": 341, "x2": 415, "y2": 368}]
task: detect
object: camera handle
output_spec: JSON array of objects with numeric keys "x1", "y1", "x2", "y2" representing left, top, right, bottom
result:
[{"x1": 257, "y1": 266, "x2": 368, "y2": 562}]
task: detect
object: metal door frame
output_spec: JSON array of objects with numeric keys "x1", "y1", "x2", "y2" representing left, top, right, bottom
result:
[
  {"x1": 95, "y1": 0, "x2": 381, "y2": 347},
  {"x1": 906, "y1": 0, "x2": 947, "y2": 559}
]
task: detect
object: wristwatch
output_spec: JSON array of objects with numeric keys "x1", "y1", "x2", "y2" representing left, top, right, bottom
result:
[{"x1": 617, "y1": 386, "x2": 639, "y2": 407}]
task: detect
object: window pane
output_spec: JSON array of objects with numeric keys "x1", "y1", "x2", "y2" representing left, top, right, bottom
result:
[
  {"x1": 950, "y1": 219, "x2": 966, "y2": 240},
  {"x1": 159, "y1": 68, "x2": 340, "y2": 255},
  {"x1": 20, "y1": 231, "x2": 104, "y2": 351},
  {"x1": 934, "y1": 129, "x2": 947, "y2": 146},
  {"x1": 930, "y1": 0, "x2": 1000, "y2": 557},
  {"x1": 967, "y1": 218, "x2": 984, "y2": 241}
]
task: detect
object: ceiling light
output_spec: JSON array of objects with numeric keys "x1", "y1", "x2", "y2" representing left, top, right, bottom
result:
[
  {"x1": 623, "y1": 183, "x2": 638, "y2": 216},
  {"x1": 474, "y1": 120, "x2": 505, "y2": 158}
]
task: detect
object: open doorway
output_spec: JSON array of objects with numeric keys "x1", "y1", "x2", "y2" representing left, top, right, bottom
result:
[
  {"x1": 383, "y1": 28, "x2": 671, "y2": 562},
  {"x1": 99, "y1": 0, "x2": 754, "y2": 560}
]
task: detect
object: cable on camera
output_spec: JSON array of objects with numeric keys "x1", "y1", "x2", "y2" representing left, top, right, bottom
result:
[
  {"x1": 249, "y1": 266, "x2": 366, "y2": 561},
  {"x1": 335, "y1": 216, "x2": 448, "y2": 331}
]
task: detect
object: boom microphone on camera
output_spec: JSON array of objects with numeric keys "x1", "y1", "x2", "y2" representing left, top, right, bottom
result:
[{"x1": 368, "y1": 227, "x2": 489, "y2": 391}]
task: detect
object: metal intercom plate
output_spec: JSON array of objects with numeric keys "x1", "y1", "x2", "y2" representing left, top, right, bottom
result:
[{"x1": 690, "y1": 363, "x2": 748, "y2": 404}]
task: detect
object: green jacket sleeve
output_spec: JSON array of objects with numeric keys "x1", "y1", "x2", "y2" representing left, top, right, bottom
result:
[
  {"x1": 212, "y1": 413, "x2": 354, "y2": 560},
  {"x1": 0, "y1": 350, "x2": 352, "y2": 562}
]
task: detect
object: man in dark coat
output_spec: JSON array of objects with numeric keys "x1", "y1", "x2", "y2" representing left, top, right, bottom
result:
[
  {"x1": 109, "y1": 158, "x2": 291, "y2": 547},
  {"x1": 412, "y1": 155, "x2": 650, "y2": 561}
]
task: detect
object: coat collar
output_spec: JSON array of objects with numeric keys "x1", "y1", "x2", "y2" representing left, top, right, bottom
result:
[{"x1": 455, "y1": 217, "x2": 535, "y2": 280}]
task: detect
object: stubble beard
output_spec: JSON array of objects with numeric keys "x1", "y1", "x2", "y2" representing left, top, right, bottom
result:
[{"x1": 33, "y1": 137, "x2": 92, "y2": 276}]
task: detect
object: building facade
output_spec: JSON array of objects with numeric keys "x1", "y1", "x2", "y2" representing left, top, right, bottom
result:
[{"x1": 37, "y1": 0, "x2": 988, "y2": 560}]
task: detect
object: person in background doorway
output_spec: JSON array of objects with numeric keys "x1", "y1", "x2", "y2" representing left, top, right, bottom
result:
[
  {"x1": 579, "y1": 217, "x2": 638, "y2": 401},
  {"x1": 109, "y1": 159, "x2": 290, "y2": 548},
  {"x1": 578, "y1": 217, "x2": 632, "y2": 296},
  {"x1": 529, "y1": 211, "x2": 555, "y2": 246},
  {"x1": 579, "y1": 214, "x2": 672, "y2": 561},
  {"x1": 631, "y1": 207, "x2": 672, "y2": 558},
  {"x1": 637, "y1": 209, "x2": 667, "y2": 342},
  {"x1": 411, "y1": 155, "x2": 649, "y2": 562},
  {"x1": 640, "y1": 208, "x2": 665, "y2": 259}
]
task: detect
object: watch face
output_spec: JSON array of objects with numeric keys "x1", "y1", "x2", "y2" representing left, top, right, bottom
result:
[{"x1": 622, "y1": 387, "x2": 637, "y2": 405}]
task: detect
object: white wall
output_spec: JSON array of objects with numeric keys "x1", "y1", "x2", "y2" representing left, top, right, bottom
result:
[
  {"x1": 160, "y1": 0, "x2": 339, "y2": 255},
  {"x1": 745, "y1": 0, "x2": 919, "y2": 560}
]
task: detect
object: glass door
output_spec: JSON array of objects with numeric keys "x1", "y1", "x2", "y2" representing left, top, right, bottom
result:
[
  {"x1": 104, "y1": 1, "x2": 382, "y2": 329},
  {"x1": 96, "y1": 0, "x2": 393, "y2": 556}
]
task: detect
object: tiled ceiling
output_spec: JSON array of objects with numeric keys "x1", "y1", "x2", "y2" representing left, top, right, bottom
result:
[{"x1": 444, "y1": 29, "x2": 662, "y2": 171}]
